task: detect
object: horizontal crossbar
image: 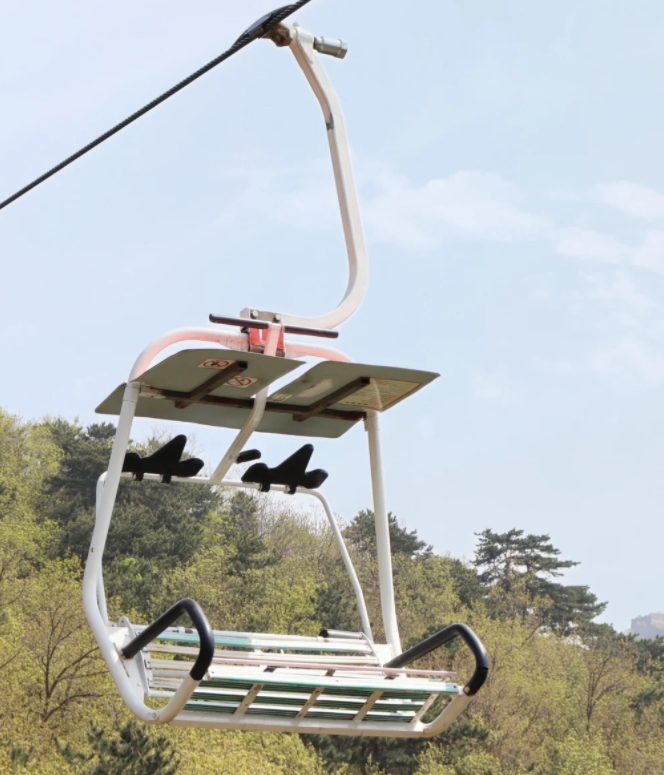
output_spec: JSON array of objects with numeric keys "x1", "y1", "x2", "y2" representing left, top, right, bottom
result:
[
  {"x1": 151, "y1": 630, "x2": 374, "y2": 653},
  {"x1": 144, "y1": 387, "x2": 366, "y2": 423},
  {"x1": 146, "y1": 651, "x2": 456, "y2": 678}
]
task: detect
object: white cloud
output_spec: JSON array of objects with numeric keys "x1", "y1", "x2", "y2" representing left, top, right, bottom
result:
[
  {"x1": 592, "y1": 336, "x2": 664, "y2": 387},
  {"x1": 218, "y1": 162, "x2": 551, "y2": 251},
  {"x1": 598, "y1": 181, "x2": 664, "y2": 221},
  {"x1": 556, "y1": 227, "x2": 627, "y2": 264},
  {"x1": 585, "y1": 272, "x2": 655, "y2": 316},
  {"x1": 216, "y1": 162, "x2": 338, "y2": 231},
  {"x1": 217, "y1": 162, "x2": 664, "y2": 280},
  {"x1": 632, "y1": 230, "x2": 664, "y2": 271},
  {"x1": 364, "y1": 169, "x2": 551, "y2": 249},
  {"x1": 556, "y1": 228, "x2": 664, "y2": 273}
]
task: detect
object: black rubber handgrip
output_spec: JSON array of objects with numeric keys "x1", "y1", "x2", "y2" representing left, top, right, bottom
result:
[
  {"x1": 385, "y1": 623, "x2": 489, "y2": 696},
  {"x1": 236, "y1": 449, "x2": 262, "y2": 464},
  {"x1": 319, "y1": 629, "x2": 365, "y2": 640},
  {"x1": 121, "y1": 598, "x2": 214, "y2": 681}
]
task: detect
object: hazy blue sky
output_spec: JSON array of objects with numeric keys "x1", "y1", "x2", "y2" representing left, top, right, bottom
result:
[{"x1": 2, "y1": 0, "x2": 664, "y2": 632}]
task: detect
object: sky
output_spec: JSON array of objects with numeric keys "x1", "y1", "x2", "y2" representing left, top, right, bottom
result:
[{"x1": 2, "y1": 0, "x2": 664, "y2": 632}]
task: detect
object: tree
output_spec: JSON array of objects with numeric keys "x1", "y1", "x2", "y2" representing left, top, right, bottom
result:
[
  {"x1": 39, "y1": 420, "x2": 221, "y2": 615},
  {"x1": 214, "y1": 491, "x2": 280, "y2": 576},
  {"x1": 20, "y1": 561, "x2": 106, "y2": 724},
  {"x1": 344, "y1": 510, "x2": 432, "y2": 560},
  {"x1": 0, "y1": 409, "x2": 61, "y2": 521},
  {"x1": 59, "y1": 721, "x2": 179, "y2": 775},
  {"x1": 473, "y1": 529, "x2": 605, "y2": 633}
]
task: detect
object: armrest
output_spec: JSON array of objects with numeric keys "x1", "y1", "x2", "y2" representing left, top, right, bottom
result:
[
  {"x1": 386, "y1": 623, "x2": 489, "y2": 696},
  {"x1": 121, "y1": 598, "x2": 214, "y2": 681}
]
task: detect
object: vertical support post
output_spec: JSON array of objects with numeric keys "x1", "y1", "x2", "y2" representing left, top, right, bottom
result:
[
  {"x1": 83, "y1": 382, "x2": 139, "y2": 604},
  {"x1": 95, "y1": 474, "x2": 109, "y2": 625},
  {"x1": 365, "y1": 410, "x2": 401, "y2": 654},
  {"x1": 82, "y1": 382, "x2": 161, "y2": 723}
]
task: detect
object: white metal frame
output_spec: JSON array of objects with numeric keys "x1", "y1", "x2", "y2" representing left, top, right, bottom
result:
[{"x1": 82, "y1": 23, "x2": 481, "y2": 737}]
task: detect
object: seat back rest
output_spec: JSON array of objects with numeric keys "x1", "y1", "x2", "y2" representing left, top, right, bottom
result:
[{"x1": 241, "y1": 444, "x2": 328, "y2": 493}]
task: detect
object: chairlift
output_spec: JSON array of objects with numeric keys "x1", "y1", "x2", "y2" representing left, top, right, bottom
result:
[{"x1": 84, "y1": 14, "x2": 489, "y2": 738}]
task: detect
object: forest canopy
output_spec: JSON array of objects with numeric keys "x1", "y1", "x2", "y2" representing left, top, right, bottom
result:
[{"x1": 1, "y1": 408, "x2": 663, "y2": 775}]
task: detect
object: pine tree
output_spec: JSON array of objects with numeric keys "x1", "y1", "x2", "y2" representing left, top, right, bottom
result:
[
  {"x1": 344, "y1": 509, "x2": 432, "y2": 560},
  {"x1": 473, "y1": 528, "x2": 605, "y2": 633},
  {"x1": 59, "y1": 721, "x2": 179, "y2": 775}
]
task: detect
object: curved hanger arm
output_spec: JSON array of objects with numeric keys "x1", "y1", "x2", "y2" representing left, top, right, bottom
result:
[{"x1": 274, "y1": 26, "x2": 368, "y2": 330}]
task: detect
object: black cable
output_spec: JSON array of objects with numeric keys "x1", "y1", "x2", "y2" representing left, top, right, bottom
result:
[{"x1": 0, "y1": 0, "x2": 315, "y2": 212}]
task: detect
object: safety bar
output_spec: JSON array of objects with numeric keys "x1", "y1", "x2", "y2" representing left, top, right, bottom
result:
[
  {"x1": 122, "y1": 598, "x2": 214, "y2": 681},
  {"x1": 386, "y1": 623, "x2": 489, "y2": 697}
]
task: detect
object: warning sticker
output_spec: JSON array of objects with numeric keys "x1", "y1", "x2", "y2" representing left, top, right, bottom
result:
[
  {"x1": 269, "y1": 393, "x2": 292, "y2": 403},
  {"x1": 197, "y1": 358, "x2": 235, "y2": 370},
  {"x1": 225, "y1": 376, "x2": 258, "y2": 389},
  {"x1": 337, "y1": 379, "x2": 421, "y2": 411}
]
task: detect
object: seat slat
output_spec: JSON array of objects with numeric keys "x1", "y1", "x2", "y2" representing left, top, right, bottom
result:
[
  {"x1": 189, "y1": 685, "x2": 427, "y2": 712},
  {"x1": 152, "y1": 631, "x2": 373, "y2": 654},
  {"x1": 184, "y1": 700, "x2": 417, "y2": 723},
  {"x1": 203, "y1": 670, "x2": 458, "y2": 695},
  {"x1": 147, "y1": 645, "x2": 378, "y2": 665}
]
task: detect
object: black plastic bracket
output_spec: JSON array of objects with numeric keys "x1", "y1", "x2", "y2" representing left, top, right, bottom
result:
[
  {"x1": 121, "y1": 598, "x2": 214, "y2": 682},
  {"x1": 385, "y1": 623, "x2": 489, "y2": 696}
]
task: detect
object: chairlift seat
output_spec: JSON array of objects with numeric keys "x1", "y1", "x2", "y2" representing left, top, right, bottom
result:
[
  {"x1": 84, "y1": 18, "x2": 489, "y2": 741},
  {"x1": 113, "y1": 623, "x2": 465, "y2": 736}
]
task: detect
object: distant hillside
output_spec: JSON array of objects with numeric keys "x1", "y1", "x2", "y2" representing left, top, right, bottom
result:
[{"x1": 632, "y1": 613, "x2": 664, "y2": 640}]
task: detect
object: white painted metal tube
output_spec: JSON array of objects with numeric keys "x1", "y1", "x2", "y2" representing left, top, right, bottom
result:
[
  {"x1": 210, "y1": 324, "x2": 281, "y2": 483},
  {"x1": 281, "y1": 27, "x2": 368, "y2": 330},
  {"x1": 422, "y1": 694, "x2": 472, "y2": 737},
  {"x1": 169, "y1": 706, "x2": 469, "y2": 737},
  {"x1": 309, "y1": 490, "x2": 373, "y2": 641},
  {"x1": 284, "y1": 342, "x2": 352, "y2": 362},
  {"x1": 109, "y1": 472, "x2": 372, "y2": 642},
  {"x1": 365, "y1": 410, "x2": 401, "y2": 654},
  {"x1": 153, "y1": 675, "x2": 200, "y2": 724},
  {"x1": 82, "y1": 383, "x2": 159, "y2": 722},
  {"x1": 129, "y1": 327, "x2": 248, "y2": 382},
  {"x1": 85, "y1": 395, "x2": 208, "y2": 724},
  {"x1": 95, "y1": 476, "x2": 109, "y2": 625}
]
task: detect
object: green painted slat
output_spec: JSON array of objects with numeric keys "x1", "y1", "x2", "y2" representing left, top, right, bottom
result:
[
  {"x1": 305, "y1": 710, "x2": 415, "y2": 723},
  {"x1": 191, "y1": 689, "x2": 425, "y2": 714},
  {"x1": 184, "y1": 702, "x2": 236, "y2": 714},
  {"x1": 203, "y1": 672, "x2": 457, "y2": 695},
  {"x1": 153, "y1": 632, "x2": 369, "y2": 653},
  {"x1": 196, "y1": 678, "x2": 436, "y2": 701},
  {"x1": 199, "y1": 681, "x2": 256, "y2": 692},
  {"x1": 364, "y1": 714, "x2": 414, "y2": 724},
  {"x1": 246, "y1": 707, "x2": 299, "y2": 718},
  {"x1": 316, "y1": 700, "x2": 421, "y2": 713},
  {"x1": 184, "y1": 701, "x2": 417, "y2": 723}
]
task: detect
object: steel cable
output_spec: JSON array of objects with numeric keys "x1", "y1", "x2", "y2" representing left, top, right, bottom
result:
[{"x1": 0, "y1": 0, "x2": 315, "y2": 211}]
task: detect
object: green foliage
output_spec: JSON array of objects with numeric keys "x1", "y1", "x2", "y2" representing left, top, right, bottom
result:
[
  {"x1": 59, "y1": 721, "x2": 179, "y2": 775},
  {"x1": 3, "y1": 409, "x2": 664, "y2": 775},
  {"x1": 39, "y1": 420, "x2": 221, "y2": 615},
  {"x1": 344, "y1": 510, "x2": 432, "y2": 560},
  {"x1": 542, "y1": 732, "x2": 616, "y2": 775}
]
